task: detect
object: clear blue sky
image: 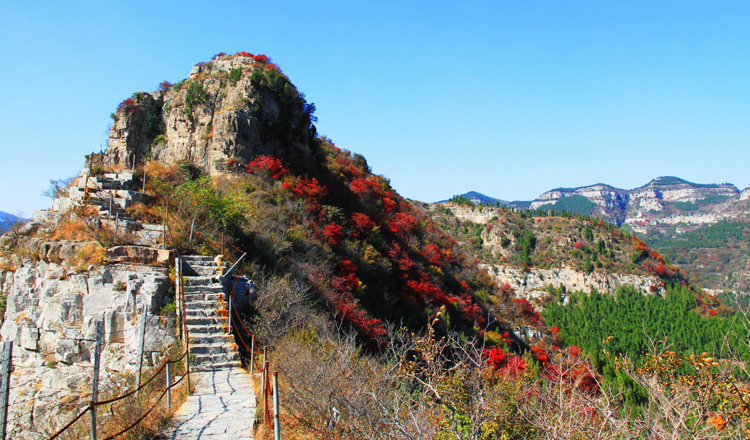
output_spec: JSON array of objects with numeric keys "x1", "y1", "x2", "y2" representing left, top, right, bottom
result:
[{"x1": 1, "y1": 1, "x2": 749, "y2": 217}]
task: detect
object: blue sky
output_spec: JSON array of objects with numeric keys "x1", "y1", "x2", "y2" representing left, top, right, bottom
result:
[{"x1": 1, "y1": 1, "x2": 748, "y2": 216}]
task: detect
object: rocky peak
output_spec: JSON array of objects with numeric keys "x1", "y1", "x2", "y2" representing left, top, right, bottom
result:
[{"x1": 107, "y1": 52, "x2": 317, "y2": 174}]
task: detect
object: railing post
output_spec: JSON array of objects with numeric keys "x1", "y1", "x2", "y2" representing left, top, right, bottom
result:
[
  {"x1": 175, "y1": 256, "x2": 182, "y2": 340},
  {"x1": 261, "y1": 347, "x2": 267, "y2": 396},
  {"x1": 273, "y1": 371, "x2": 280, "y2": 440},
  {"x1": 228, "y1": 290, "x2": 233, "y2": 335},
  {"x1": 136, "y1": 303, "x2": 147, "y2": 398},
  {"x1": 183, "y1": 270, "x2": 191, "y2": 392},
  {"x1": 90, "y1": 320, "x2": 103, "y2": 440},
  {"x1": 250, "y1": 336, "x2": 255, "y2": 374},
  {"x1": 166, "y1": 362, "x2": 172, "y2": 410},
  {"x1": 189, "y1": 218, "x2": 195, "y2": 246},
  {"x1": 0, "y1": 341, "x2": 13, "y2": 440},
  {"x1": 263, "y1": 360, "x2": 270, "y2": 424}
]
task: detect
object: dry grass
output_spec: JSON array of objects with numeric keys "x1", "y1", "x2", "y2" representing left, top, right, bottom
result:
[
  {"x1": 67, "y1": 242, "x2": 106, "y2": 270},
  {"x1": 126, "y1": 202, "x2": 162, "y2": 223}
]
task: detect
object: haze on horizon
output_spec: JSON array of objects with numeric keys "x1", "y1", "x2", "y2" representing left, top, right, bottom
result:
[{"x1": 1, "y1": 1, "x2": 748, "y2": 217}]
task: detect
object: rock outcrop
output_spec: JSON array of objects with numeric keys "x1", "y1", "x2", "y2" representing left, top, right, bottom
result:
[
  {"x1": 0, "y1": 260, "x2": 176, "y2": 438},
  {"x1": 108, "y1": 53, "x2": 315, "y2": 174}
]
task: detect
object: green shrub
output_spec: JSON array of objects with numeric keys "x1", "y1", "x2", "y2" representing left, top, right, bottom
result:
[
  {"x1": 228, "y1": 67, "x2": 242, "y2": 85},
  {"x1": 152, "y1": 135, "x2": 167, "y2": 146}
]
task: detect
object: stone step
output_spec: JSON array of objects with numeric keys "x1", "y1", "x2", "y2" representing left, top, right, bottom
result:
[
  {"x1": 184, "y1": 295, "x2": 224, "y2": 304},
  {"x1": 186, "y1": 309, "x2": 229, "y2": 318},
  {"x1": 189, "y1": 324, "x2": 229, "y2": 335},
  {"x1": 182, "y1": 255, "x2": 215, "y2": 261},
  {"x1": 190, "y1": 343, "x2": 238, "y2": 355},
  {"x1": 186, "y1": 316, "x2": 227, "y2": 326},
  {"x1": 183, "y1": 286, "x2": 224, "y2": 294},
  {"x1": 185, "y1": 304, "x2": 225, "y2": 314},
  {"x1": 190, "y1": 334, "x2": 235, "y2": 345},
  {"x1": 183, "y1": 276, "x2": 218, "y2": 286},
  {"x1": 185, "y1": 266, "x2": 222, "y2": 277},
  {"x1": 191, "y1": 351, "x2": 240, "y2": 364},
  {"x1": 190, "y1": 359, "x2": 242, "y2": 371}
]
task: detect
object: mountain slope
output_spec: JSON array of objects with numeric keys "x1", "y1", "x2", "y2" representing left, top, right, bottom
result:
[{"x1": 447, "y1": 177, "x2": 750, "y2": 293}]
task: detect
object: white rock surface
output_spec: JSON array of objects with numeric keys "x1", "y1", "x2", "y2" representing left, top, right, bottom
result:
[
  {"x1": 482, "y1": 264, "x2": 663, "y2": 300},
  {"x1": 0, "y1": 261, "x2": 177, "y2": 439}
]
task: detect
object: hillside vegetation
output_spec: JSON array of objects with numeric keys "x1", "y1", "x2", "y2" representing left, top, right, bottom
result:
[{"x1": 4, "y1": 52, "x2": 750, "y2": 438}]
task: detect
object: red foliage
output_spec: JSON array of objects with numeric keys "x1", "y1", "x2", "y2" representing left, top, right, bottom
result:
[
  {"x1": 332, "y1": 296, "x2": 387, "y2": 343},
  {"x1": 550, "y1": 325, "x2": 560, "y2": 336},
  {"x1": 158, "y1": 81, "x2": 172, "y2": 91},
  {"x1": 212, "y1": 52, "x2": 227, "y2": 59},
  {"x1": 387, "y1": 212, "x2": 418, "y2": 238},
  {"x1": 649, "y1": 285, "x2": 658, "y2": 293},
  {"x1": 567, "y1": 346, "x2": 582, "y2": 358},
  {"x1": 421, "y1": 244, "x2": 443, "y2": 266},
  {"x1": 117, "y1": 98, "x2": 137, "y2": 115},
  {"x1": 349, "y1": 177, "x2": 370, "y2": 196},
  {"x1": 484, "y1": 347, "x2": 507, "y2": 369},
  {"x1": 406, "y1": 278, "x2": 451, "y2": 305},
  {"x1": 386, "y1": 242, "x2": 414, "y2": 273},
  {"x1": 514, "y1": 298, "x2": 542, "y2": 325},
  {"x1": 441, "y1": 248, "x2": 455, "y2": 264},
  {"x1": 246, "y1": 155, "x2": 288, "y2": 179},
  {"x1": 531, "y1": 346, "x2": 549, "y2": 364},
  {"x1": 632, "y1": 237, "x2": 650, "y2": 257},
  {"x1": 227, "y1": 158, "x2": 239, "y2": 167},
  {"x1": 251, "y1": 54, "x2": 270, "y2": 63},
  {"x1": 644, "y1": 260, "x2": 680, "y2": 279},
  {"x1": 501, "y1": 356, "x2": 528, "y2": 377},
  {"x1": 235, "y1": 51, "x2": 254, "y2": 57},
  {"x1": 381, "y1": 197, "x2": 397, "y2": 213},
  {"x1": 350, "y1": 212, "x2": 376, "y2": 237},
  {"x1": 195, "y1": 61, "x2": 206, "y2": 67},
  {"x1": 574, "y1": 241, "x2": 583, "y2": 249},
  {"x1": 323, "y1": 224, "x2": 344, "y2": 247},
  {"x1": 707, "y1": 309, "x2": 717, "y2": 317},
  {"x1": 292, "y1": 177, "x2": 328, "y2": 203}
]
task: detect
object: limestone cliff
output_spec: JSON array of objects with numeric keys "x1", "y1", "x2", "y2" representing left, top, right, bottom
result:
[{"x1": 0, "y1": 261, "x2": 176, "y2": 438}]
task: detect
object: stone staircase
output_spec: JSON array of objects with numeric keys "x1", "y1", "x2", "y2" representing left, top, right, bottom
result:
[
  {"x1": 50, "y1": 171, "x2": 165, "y2": 246},
  {"x1": 181, "y1": 256, "x2": 241, "y2": 370}
]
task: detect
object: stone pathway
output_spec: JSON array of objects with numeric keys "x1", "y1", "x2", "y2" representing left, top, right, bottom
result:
[
  {"x1": 165, "y1": 367, "x2": 257, "y2": 439},
  {"x1": 163, "y1": 256, "x2": 256, "y2": 438}
]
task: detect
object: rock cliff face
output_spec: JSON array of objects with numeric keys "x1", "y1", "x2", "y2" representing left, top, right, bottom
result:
[
  {"x1": 482, "y1": 265, "x2": 663, "y2": 300},
  {"x1": 529, "y1": 177, "x2": 742, "y2": 231},
  {"x1": 108, "y1": 53, "x2": 315, "y2": 173},
  {"x1": 0, "y1": 260, "x2": 176, "y2": 438}
]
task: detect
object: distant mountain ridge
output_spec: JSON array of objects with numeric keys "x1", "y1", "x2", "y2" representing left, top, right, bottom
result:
[
  {"x1": 446, "y1": 176, "x2": 748, "y2": 230},
  {"x1": 0, "y1": 212, "x2": 26, "y2": 234}
]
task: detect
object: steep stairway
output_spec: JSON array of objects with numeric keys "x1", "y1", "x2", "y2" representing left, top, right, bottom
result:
[
  {"x1": 181, "y1": 256, "x2": 241, "y2": 370},
  {"x1": 166, "y1": 256, "x2": 256, "y2": 439}
]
